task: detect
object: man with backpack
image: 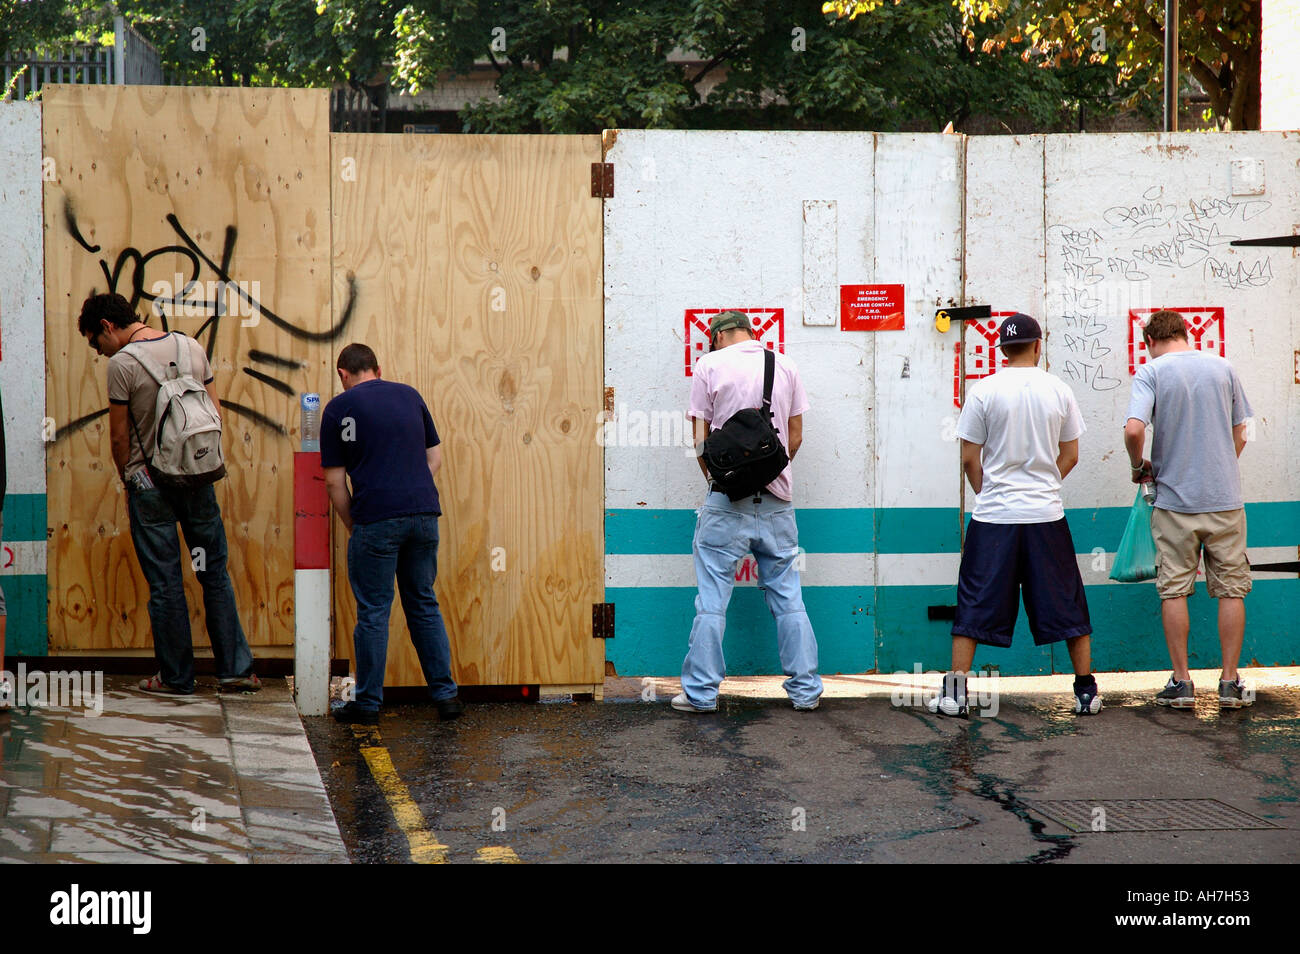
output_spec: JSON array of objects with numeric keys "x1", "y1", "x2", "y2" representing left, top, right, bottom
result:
[
  {"x1": 674, "y1": 311, "x2": 822, "y2": 713},
  {"x1": 80, "y1": 293, "x2": 259, "y2": 695}
]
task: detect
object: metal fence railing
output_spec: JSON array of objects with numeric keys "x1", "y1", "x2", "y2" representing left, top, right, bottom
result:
[{"x1": 2, "y1": 16, "x2": 164, "y2": 100}]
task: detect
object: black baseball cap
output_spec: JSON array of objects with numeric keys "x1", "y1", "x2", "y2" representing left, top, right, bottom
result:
[{"x1": 996, "y1": 313, "x2": 1041, "y2": 347}]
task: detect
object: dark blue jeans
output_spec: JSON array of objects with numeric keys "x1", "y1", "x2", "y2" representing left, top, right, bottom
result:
[
  {"x1": 346, "y1": 513, "x2": 457, "y2": 710},
  {"x1": 126, "y1": 482, "x2": 254, "y2": 693}
]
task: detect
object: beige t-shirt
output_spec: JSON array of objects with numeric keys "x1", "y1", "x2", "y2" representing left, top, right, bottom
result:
[{"x1": 107, "y1": 333, "x2": 215, "y2": 478}]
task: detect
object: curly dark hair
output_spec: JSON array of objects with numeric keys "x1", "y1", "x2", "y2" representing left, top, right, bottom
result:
[{"x1": 78, "y1": 293, "x2": 139, "y2": 338}]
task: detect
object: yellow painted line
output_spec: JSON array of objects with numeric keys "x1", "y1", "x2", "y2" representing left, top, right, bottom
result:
[
  {"x1": 475, "y1": 846, "x2": 523, "y2": 864},
  {"x1": 352, "y1": 726, "x2": 449, "y2": 864}
]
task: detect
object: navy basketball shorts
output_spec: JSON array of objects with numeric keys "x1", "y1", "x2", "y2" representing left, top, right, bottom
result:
[{"x1": 952, "y1": 517, "x2": 1091, "y2": 647}]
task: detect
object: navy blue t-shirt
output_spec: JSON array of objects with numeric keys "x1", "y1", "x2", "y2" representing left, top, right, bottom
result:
[{"x1": 320, "y1": 379, "x2": 442, "y2": 524}]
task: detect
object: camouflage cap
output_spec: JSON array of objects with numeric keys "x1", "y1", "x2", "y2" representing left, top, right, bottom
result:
[{"x1": 708, "y1": 310, "x2": 753, "y2": 339}]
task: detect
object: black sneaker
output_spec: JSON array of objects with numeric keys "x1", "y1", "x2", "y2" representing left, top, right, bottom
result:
[
  {"x1": 331, "y1": 701, "x2": 380, "y2": 725},
  {"x1": 435, "y1": 696, "x2": 465, "y2": 721},
  {"x1": 927, "y1": 671, "x2": 968, "y2": 718},
  {"x1": 1073, "y1": 680, "x2": 1103, "y2": 715},
  {"x1": 1155, "y1": 675, "x2": 1195, "y2": 709}
]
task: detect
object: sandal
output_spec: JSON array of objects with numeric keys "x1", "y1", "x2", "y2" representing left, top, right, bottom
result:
[
  {"x1": 218, "y1": 673, "x2": 262, "y2": 694},
  {"x1": 138, "y1": 674, "x2": 192, "y2": 695}
]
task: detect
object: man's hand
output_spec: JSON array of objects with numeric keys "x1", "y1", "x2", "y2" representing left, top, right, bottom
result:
[
  {"x1": 1233, "y1": 422, "x2": 1248, "y2": 458},
  {"x1": 1123, "y1": 418, "x2": 1151, "y2": 483},
  {"x1": 1056, "y1": 438, "x2": 1079, "y2": 480},
  {"x1": 690, "y1": 415, "x2": 711, "y2": 480},
  {"x1": 108, "y1": 404, "x2": 131, "y2": 483},
  {"x1": 323, "y1": 466, "x2": 353, "y2": 532},
  {"x1": 787, "y1": 414, "x2": 802, "y2": 461},
  {"x1": 961, "y1": 440, "x2": 983, "y2": 495}
]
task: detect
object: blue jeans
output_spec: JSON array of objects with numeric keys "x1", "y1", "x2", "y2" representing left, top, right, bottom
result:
[
  {"x1": 681, "y1": 491, "x2": 822, "y2": 708},
  {"x1": 127, "y1": 483, "x2": 254, "y2": 693},
  {"x1": 347, "y1": 514, "x2": 458, "y2": 710}
]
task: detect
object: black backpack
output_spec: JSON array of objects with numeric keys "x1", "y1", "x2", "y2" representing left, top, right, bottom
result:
[{"x1": 701, "y1": 348, "x2": 790, "y2": 500}]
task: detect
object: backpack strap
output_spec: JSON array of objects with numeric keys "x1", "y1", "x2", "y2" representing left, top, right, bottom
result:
[
  {"x1": 761, "y1": 347, "x2": 776, "y2": 419},
  {"x1": 119, "y1": 338, "x2": 170, "y2": 385}
]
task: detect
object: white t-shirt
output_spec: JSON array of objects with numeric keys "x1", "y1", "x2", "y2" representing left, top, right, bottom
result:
[{"x1": 957, "y1": 367, "x2": 1085, "y2": 524}]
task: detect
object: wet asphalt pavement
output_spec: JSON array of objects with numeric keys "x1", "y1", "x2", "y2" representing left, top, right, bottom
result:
[{"x1": 303, "y1": 673, "x2": 1300, "y2": 864}]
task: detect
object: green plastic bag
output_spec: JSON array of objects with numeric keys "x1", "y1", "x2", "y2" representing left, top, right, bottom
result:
[{"x1": 1109, "y1": 487, "x2": 1158, "y2": 583}]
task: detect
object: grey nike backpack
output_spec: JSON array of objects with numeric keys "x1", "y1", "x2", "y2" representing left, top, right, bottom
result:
[{"x1": 122, "y1": 336, "x2": 227, "y2": 488}]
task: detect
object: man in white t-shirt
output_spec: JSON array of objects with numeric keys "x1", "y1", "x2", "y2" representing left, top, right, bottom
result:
[
  {"x1": 673, "y1": 311, "x2": 822, "y2": 713},
  {"x1": 929, "y1": 314, "x2": 1098, "y2": 717}
]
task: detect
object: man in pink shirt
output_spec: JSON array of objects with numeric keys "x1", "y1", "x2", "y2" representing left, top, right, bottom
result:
[{"x1": 673, "y1": 311, "x2": 822, "y2": 712}]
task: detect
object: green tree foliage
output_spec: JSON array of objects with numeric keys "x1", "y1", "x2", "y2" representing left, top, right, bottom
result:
[
  {"x1": 954, "y1": 0, "x2": 1261, "y2": 129},
  {"x1": 389, "y1": 0, "x2": 1124, "y2": 132},
  {"x1": 4, "y1": 0, "x2": 1147, "y2": 132}
]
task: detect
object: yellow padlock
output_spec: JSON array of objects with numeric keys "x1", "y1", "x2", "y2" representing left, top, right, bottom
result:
[{"x1": 935, "y1": 310, "x2": 951, "y2": 333}]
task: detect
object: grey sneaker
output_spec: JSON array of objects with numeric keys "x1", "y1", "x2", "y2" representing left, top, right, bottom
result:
[
  {"x1": 1218, "y1": 677, "x2": 1254, "y2": 709},
  {"x1": 1155, "y1": 675, "x2": 1195, "y2": 709},
  {"x1": 927, "y1": 672, "x2": 968, "y2": 718}
]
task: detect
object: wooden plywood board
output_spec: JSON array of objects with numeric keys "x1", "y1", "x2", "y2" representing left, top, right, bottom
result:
[
  {"x1": 330, "y1": 133, "x2": 604, "y2": 686},
  {"x1": 43, "y1": 85, "x2": 334, "y2": 651}
]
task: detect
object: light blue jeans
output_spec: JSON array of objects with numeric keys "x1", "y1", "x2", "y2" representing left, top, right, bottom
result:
[{"x1": 681, "y1": 491, "x2": 823, "y2": 708}]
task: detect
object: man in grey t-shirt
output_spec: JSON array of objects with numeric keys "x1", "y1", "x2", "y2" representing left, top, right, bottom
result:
[{"x1": 1124, "y1": 310, "x2": 1254, "y2": 710}]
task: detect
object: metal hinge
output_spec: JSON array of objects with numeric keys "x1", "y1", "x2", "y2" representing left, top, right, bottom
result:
[
  {"x1": 590, "y1": 162, "x2": 614, "y2": 198},
  {"x1": 592, "y1": 602, "x2": 615, "y2": 639}
]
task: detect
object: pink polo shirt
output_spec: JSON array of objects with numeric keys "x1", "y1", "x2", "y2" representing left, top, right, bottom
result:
[{"x1": 689, "y1": 339, "x2": 809, "y2": 501}]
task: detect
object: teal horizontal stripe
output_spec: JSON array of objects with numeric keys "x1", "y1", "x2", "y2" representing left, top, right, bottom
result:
[
  {"x1": 876, "y1": 508, "x2": 961, "y2": 553},
  {"x1": 607, "y1": 580, "x2": 1300, "y2": 677},
  {"x1": 607, "y1": 502, "x2": 1300, "y2": 555},
  {"x1": 2, "y1": 494, "x2": 46, "y2": 542},
  {"x1": 605, "y1": 507, "x2": 875, "y2": 554}
]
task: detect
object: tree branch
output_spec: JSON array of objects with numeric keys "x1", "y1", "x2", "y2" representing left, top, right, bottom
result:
[
  {"x1": 691, "y1": 39, "x2": 743, "y2": 85},
  {"x1": 487, "y1": 45, "x2": 506, "y2": 76}
]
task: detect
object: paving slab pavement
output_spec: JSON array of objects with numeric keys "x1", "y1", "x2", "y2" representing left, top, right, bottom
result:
[{"x1": 0, "y1": 676, "x2": 348, "y2": 863}]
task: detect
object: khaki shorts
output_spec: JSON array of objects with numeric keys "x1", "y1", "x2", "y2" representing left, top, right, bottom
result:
[{"x1": 1151, "y1": 507, "x2": 1251, "y2": 600}]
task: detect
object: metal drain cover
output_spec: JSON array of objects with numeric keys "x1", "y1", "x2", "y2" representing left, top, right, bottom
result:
[{"x1": 1025, "y1": 798, "x2": 1279, "y2": 833}]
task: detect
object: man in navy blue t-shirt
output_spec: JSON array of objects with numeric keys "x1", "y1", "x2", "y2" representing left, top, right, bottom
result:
[{"x1": 321, "y1": 343, "x2": 462, "y2": 723}]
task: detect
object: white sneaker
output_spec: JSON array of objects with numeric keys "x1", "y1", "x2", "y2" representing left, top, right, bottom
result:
[
  {"x1": 670, "y1": 692, "x2": 715, "y2": 713},
  {"x1": 793, "y1": 698, "x2": 820, "y2": 711}
]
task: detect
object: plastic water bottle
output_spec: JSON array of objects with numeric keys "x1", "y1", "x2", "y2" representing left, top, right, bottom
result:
[{"x1": 301, "y1": 393, "x2": 321, "y2": 452}]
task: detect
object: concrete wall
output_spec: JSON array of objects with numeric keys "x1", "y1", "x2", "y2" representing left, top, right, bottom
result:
[
  {"x1": 0, "y1": 102, "x2": 48, "y2": 653},
  {"x1": 605, "y1": 129, "x2": 1300, "y2": 677}
]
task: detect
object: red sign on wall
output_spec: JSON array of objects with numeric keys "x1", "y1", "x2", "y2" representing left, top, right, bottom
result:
[
  {"x1": 684, "y1": 308, "x2": 784, "y2": 377},
  {"x1": 840, "y1": 284, "x2": 905, "y2": 331},
  {"x1": 1128, "y1": 307, "x2": 1226, "y2": 374}
]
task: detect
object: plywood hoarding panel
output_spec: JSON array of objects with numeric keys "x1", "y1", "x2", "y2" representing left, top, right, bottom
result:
[
  {"x1": 43, "y1": 85, "x2": 333, "y2": 651},
  {"x1": 330, "y1": 133, "x2": 604, "y2": 686}
]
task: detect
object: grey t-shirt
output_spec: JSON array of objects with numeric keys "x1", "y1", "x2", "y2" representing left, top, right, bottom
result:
[{"x1": 1126, "y1": 350, "x2": 1252, "y2": 513}]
